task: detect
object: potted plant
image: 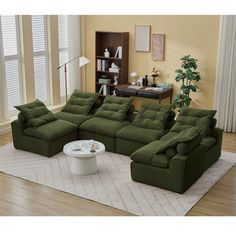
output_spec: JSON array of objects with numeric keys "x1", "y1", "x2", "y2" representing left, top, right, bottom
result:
[{"x1": 173, "y1": 55, "x2": 201, "y2": 109}]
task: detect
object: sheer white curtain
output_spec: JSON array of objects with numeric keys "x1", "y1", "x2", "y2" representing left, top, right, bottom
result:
[
  {"x1": 68, "y1": 15, "x2": 81, "y2": 94},
  {"x1": 214, "y1": 15, "x2": 236, "y2": 132}
]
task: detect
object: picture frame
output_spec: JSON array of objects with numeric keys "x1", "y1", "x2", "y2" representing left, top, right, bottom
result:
[
  {"x1": 152, "y1": 34, "x2": 165, "y2": 61},
  {"x1": 135, "y1": 25, "x2": 151, "y2": 52}
]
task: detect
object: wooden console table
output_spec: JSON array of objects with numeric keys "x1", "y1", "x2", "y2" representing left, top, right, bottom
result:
[{"x1": 116, "y1": 84, "x2": 173, "y2": 104}]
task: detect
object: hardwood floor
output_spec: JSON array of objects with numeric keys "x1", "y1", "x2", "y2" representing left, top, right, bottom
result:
[{"x1": 0, "y1": 132, "x2": 236, "y2": 216}]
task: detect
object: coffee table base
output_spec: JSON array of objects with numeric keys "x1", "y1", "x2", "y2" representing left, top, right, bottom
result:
[{"x1": 71, "y1": 155, "x2": 98, "y2": 175}]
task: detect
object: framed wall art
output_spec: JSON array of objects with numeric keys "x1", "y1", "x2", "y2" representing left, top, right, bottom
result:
[
  {"x1": 135, "y1": 25, "x2": 151, "y2": 52},
  {"x1": 152, "y1": 34, "x2": 165, "y2": 61}
]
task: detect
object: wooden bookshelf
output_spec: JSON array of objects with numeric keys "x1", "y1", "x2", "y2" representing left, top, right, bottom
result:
[{"x1": 95, "y1": 31, "x2": 129, "y2": 95}]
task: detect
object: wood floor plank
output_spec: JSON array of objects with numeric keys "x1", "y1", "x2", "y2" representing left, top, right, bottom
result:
[{"x1": 0, "y1": 131, "x2": 236, "y2": 216}]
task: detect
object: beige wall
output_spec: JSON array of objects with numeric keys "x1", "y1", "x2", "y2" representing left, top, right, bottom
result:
[{"x1": 84, "y1": 15, "x2": 220, "y2": 109}]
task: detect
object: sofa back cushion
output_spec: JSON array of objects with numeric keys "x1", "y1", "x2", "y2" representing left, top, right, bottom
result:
[
  {"x1": 170, "y1": 107, "x2": 216, "y2": 136},
  {"x1": 62, "y1": 89, "x2": 99, "y2": 115},
  {"x1": 132, "y1": 102, "x2": 172, "y2": 130},
  {"x1": 15, "y1": 99, "x2": 56, "y2": 128},
  {"x1": 95, "y1": 96, "x2": 133, "y2": 121}
]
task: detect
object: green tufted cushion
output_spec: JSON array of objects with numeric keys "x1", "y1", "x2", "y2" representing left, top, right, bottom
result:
[
  {"x1": 170, "y1": 107, "x2": 216, "y2": 136},
  {"x1": 15, "y1": 99, "x2": 56, "y2": 128},
  {"x1": 95, "y1": 96, "x2": 133, "y2": 121},
  {"x1": 62, "y1": 89, "x2": 99, "y2": 115},
  {"x1": 132, "y1": 102, "x2": 172, "y2": 130},
  {"x1": 176, "y1": 133, "x2": 202, "y2": 155}
]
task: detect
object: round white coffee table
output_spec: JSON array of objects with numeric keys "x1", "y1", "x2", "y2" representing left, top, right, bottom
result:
[{"x1": 63, "y1": 140, "x2": 105, "y2": 175}]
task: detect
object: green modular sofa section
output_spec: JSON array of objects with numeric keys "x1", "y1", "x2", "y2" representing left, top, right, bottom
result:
[{"x1": 11, "y1": 90, "x2": 223, "y2": 193}]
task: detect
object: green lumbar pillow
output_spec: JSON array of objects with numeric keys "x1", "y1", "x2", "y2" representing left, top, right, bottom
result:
[
  {"x1": 15, "y1": 99, "x2": 56, "y2": 128},
  {"x1": 95, "y1": 96, "x2": 133, "y2": 121},
  {"x1": 170, "y1": 107, "x2": 216, "y2": 136},
  {"x1": 132, "y1": 102, "x2": 172, "y2": 130},
  {"x1": 62, "y1": 89, "x2": 99, "y2": 115}
]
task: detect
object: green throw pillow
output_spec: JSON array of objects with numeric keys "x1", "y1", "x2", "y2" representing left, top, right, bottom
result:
[
  {"x1": 170, "y1": 107, "x2": 216, "y2": 136},
  {"x1": 95, "y1": 96, "x2": 133, "y2": 121},
  {"x1": 15, "y1": 99, "x2": 56, "y2": 128},
  {"x1": 62, "y1": 89, "x2": 99, "y2": 115},
  {"x1": 132, "y1": 102, "x2": 172, "y2": 130}
]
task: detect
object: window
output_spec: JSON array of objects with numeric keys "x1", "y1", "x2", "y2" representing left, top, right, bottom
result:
[
  {"x1": 31, "y1": 15, "x2": 49, "y2": 104},
  {"x1": 58, "y1": 15, "x2": 69, "y2": 98},
  {"x1": 0, "y1": 15, "x2": 23, "y2": 116}
]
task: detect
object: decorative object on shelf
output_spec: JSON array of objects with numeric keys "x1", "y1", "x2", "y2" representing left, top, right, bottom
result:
[
  {"x1": 104, "y1": 48, "x2": 110, "y2": 58},
  {"x1": 114, "y1": 74, "x2": 119, "y2": 85},
  {"x1": 98, "y1": 74, "x2": 111, "y2": 84},
  {"x1": 173, "y1": 55, "x2": 201, "y2": 109},
  {"x1": 151, "y1": 67, "x2": 160, "y2": 87},
  {"x1": 152, "y1": 34, "x2": 165, "y2": 61},
  {"x1": 112, "y1": 90, "x2": 116, "y2": 96},
  {"x1": 130, "y1": 72, "x2": 137, "y2": 85},
  {"x1": 99, "y1": 84, "x2": 110, "y2": 96},
  {"x1": 109, "y1": 62, "x2": 120, "y2": 73},
  {"x1": 114, "y1": 46, "x2": 122, "y2": 58},
  {"x1": 57, "y1": 56, "x2": 90, "y2": 102},
  {"x1": 135, "y1": 25, "x2": 151, "y2": 52}
]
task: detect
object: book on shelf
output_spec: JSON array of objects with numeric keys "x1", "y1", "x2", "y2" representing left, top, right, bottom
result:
[
  {"x1": 101, "y1": 60, "x2": 109, "y2": 71},
  {"x1": 97, "y1": 59, "x2": 101, "y2": 71},
  {"x1": 98, "y1": 84, "x2": 110, "y2": 96},
  {"x1": 114, "y1": 46, "x2": 122, "y2": 59}
]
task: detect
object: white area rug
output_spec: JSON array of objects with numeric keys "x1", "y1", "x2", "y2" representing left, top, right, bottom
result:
[{"x1": 0, "y1": 143, "x2": 236, "y2": 216}]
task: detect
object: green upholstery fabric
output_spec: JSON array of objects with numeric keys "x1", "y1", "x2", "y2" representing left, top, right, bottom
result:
[
  {"x1": 157, "y1": 127, "x2": 202, "y2": 155},
  {"x1": 18, "y1": 112, "x2": 27, "y2": 123},
  {"x1": 201, "y1": 137, "x2": 216, "y2": 150},
  {"x1": 130, "y1": 141, "x2": 171, "y2": 168},
  {"x1": 24, "y1": 120, "x2": 77, "y2": 141},
  {"x1": 15, "y1": 99, "x2": 56, "y2": 127},
  {"x1": 95, "y1": 96, "x2": 133, "y2": 121},
  {"x1": 132, "y1": 102, "x2": 172, "y2": 130},
  {"x1": 54, "y1": 111, "x2": 91, "y2": 127},
  {"x1": 177, "y1": 134, "x2": 202, "y2": 155},
  {"x1": 88, "y1": 98, "x2": 102, "y2": 115},
  {"x1": 131, "y1": 143, "x2": 206, "y2": 193},
  {"x1": 79, "y1": 117, "x2": 130, "y2": 137},
  {"x1": 116, "y1": 124, "x2": 163, "y2": 144},
  {"x1": 166, "y1": 148, "x2": 177, "y2": 157},
  {"x1": 11, "y1": 119, "x2": 77, "y2": 157},
  {"x1": 62, "y1": 90, "x2": 99, "y2": 115},
  {"x1": 116, "y1": 138, "x2": 146, "y2": 156},
  {"x1": 170, "y1": 107, "x2": 216, "y2": 136},
  {"x1": 160, "y1": 131, "x2": 178, "y2": 140}
]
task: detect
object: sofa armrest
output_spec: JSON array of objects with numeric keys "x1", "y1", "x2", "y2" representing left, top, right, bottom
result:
[
  {"x1": 169, "y1": 144, "x2": 206, "y2": 192},
  {"x1": 211, "y1": 127, "x2": 223, "y2": 140}
]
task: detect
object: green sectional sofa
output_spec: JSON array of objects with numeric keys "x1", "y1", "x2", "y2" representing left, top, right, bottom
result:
[{"x1": 11, "y1": 90, "x2": 223, "y2": 193}]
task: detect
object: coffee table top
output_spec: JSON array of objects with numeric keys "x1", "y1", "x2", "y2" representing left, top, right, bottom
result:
[{"x1": 63, "y1": 140, "x2": 105, "y2": 158}]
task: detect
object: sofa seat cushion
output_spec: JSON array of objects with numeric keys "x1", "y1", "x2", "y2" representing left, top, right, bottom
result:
[
  {"x1": 15, "y1": 99, "x2": 56, "y2": 128},
  {"x1": 79, "y1": 117, "x2": 130, "y2": 137},
  {"x1": 95, "y1": 96, "x2": 133, "y2": 121},
  {"x1": 201, "y1": 137, "x2": 216, "y2": 150},
  {"x1": 131, "y1": 141, "x2": 171, "y2": 168},
  {"x1": 24, "y1": 120, "x2": 77, "y2": 141},
  {"x1": 170, "y1": 107, "x2": 216, "y2": 136},
  {"x1": 116, "y1": 124, "x2": 163, "y2": 144},
  {"x1": 62, "y1": 89, "x2": 99, "y2": 115},
  {"x1": 54, "y1": 111, "x2": 91, "y2": 127},
  {"x1": 132, "y1": 102, "x2": 172, "y2": 130},
  {"x1": 160, "y1": 131, "x2": 178, "y2": 140}
]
